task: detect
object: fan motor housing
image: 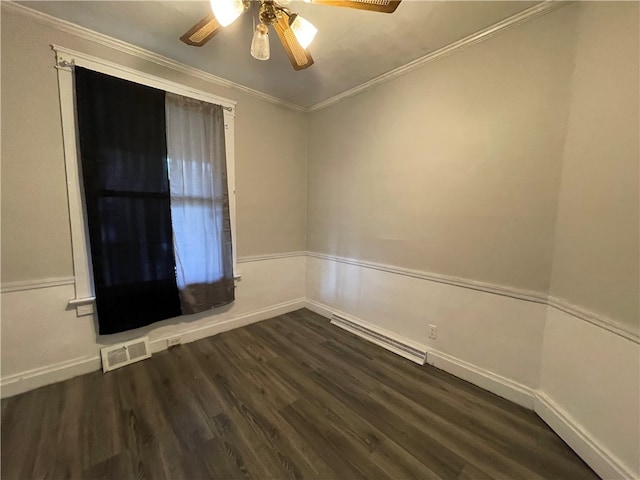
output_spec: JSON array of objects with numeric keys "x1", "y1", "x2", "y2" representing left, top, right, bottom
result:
[{"x1": 259, "y1": 0, "x2": 279, "y2": 25}]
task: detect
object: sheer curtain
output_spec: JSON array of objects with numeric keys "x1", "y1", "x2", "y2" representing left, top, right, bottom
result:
[{"x1": 165, "y1": 93, "x2": 235, "y2": 314}]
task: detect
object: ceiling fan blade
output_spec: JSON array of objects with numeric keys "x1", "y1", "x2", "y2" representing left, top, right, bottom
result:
[
  {"x1": 180, "y1": 14, "x2": 221, "y2": 47},
  {"x1": 274, "y1": 13, "x2": 314, "y2": 71},
  {"x1": 308, "y1": 0, "x2": 401, "y2": 13}
]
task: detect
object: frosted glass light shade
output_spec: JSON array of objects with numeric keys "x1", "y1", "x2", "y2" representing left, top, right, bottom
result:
[
  {"x1": 290, "y1": 15, "x2": 317, "y2": 49},
  {"x1": 251, "y1": 24, "x2": 270, "y2": 61},
  {"x1": 210, "y1": 0, "x2": 245, "y2": 27}
]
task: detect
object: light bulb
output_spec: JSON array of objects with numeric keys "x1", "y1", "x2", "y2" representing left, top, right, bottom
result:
[
  {"x1": 210, "y1": 0, "x2": 245, "y2": 27},
  {"x1": 250, "y1": 24, "x2": 270, "y2": 61},
  {"x1": 289, "y1": 15, "x2": 317, "y2": 49}
]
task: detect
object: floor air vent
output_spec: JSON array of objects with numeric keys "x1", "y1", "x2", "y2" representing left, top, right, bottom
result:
[
  {"x1": 330, "y1": 314, "x2": 427, "y2": 365},
  {"x1": 100, "y1": 337, "x2": 151, "y2": 372}
]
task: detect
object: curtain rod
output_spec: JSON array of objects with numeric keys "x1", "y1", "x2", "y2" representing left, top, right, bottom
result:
[{"x1": 54, "y1": 58, "x2": 236, "y2": 113}]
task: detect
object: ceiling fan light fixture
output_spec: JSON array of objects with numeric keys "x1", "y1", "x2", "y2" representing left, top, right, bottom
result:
[
  {"x1": 289, "y1": 14, "x2": 317, "y2": 49},
  {"x1": 210, "y1": 0, "x2": 245, "y2": 27},
  {"x1": 181, "y1": 0, "x2": 403, "y2": 70},
  {"x1": 250, "y1": 23, "x2": 271, "y2": 60}
]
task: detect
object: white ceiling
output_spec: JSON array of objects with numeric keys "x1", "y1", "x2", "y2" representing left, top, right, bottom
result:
[{"x1": 19, "y1": 1, "x2": 540, "y2": 108}]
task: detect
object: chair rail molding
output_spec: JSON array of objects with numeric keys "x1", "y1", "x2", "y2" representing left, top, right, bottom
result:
[
  {"x1": 306, "y1": 251, "x2": 639, "y2": 344},
  {"x1": 0, "y1": 277, "x2": 75, "y2": 293}
]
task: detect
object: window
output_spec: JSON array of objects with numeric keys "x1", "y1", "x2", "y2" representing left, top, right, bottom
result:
[{"x1": 53, "y1": 45, "x2": 237, "y2": 322}]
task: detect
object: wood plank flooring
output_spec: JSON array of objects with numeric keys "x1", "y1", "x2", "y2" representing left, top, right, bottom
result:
[{"x1": 1, "y1": 309, "x2": 599, "y2": 479}]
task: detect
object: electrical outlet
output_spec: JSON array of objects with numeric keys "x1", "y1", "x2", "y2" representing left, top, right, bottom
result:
[
  {"x1": 167, "y1": 337, "x2": 181, "y2": 348},
  {"x1": 428, "y1": 324, "x2": 437, "y2": 340}
]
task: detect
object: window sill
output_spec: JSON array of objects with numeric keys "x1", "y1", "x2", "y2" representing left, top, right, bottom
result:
[{"x1": 67, "y1": 275, "x2": 241, "y2": 316}]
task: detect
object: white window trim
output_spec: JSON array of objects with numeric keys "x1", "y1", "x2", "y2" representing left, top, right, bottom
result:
[{"x1": 52, "y1": 44, "x2": 238, "y2": 317}]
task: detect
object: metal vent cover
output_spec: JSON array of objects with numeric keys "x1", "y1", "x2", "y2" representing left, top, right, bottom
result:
[{"x1": 101, "y1": 337, "x2": 151, "y2": 372}]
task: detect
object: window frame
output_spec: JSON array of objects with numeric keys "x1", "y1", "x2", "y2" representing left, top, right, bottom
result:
[{"x1": 53, "y1": 45, "x2": 238, "y2": 316}]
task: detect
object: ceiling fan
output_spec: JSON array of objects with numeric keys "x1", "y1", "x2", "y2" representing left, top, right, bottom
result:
[{"x1": 180, "y1": 0, "x2": 402, "y2": 71}]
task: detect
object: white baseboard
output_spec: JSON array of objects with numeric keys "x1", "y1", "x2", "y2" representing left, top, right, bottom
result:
[
  {"x1": 1, "y1": 298, "x2": 306, "y2": 399},
  {"x1": 534, "y1": 392, "x2": 636, "y2": 480},
  {"x1": 1, "y1": 355, "x2": 101, "y2": 398},
  {"x1": 427, "y1": 349, "x2": 535, "y2": 409},
  {"x1": 311, "y1": 296, "x2": 635, "y2": 478},
  {"x1": 307, "y1": 298, "x2": 534, "y2": 408},
  {"x1": 149, "y1": 298, "x2": 306, "y2": 353},
  {"x1": 310, "y1": 298, "x2": 634, "y2": 477},
  {"x1": 304, "y1": 298, "x2": 333, "y2": 319},
  {"x1": 1, "y1": 291, "x2": 633, "y2": 480}
]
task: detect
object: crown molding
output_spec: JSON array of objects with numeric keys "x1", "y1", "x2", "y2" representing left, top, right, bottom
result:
[
  {"x1": 307, "y1": 0, "x2": 569, "y2": 112},
  {"x1": 5, "y1": 0, "x2": 568, "y2": 114},
  {"x1": 1, "y1": 1, "x2": 307, "y2": 113}
]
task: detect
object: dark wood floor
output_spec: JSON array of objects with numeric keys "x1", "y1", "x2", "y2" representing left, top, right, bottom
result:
[{"x1": 2, "y1": 309, "x2": 598, "y2": 480}]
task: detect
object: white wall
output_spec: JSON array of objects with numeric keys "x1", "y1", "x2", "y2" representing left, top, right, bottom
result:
[
  {"x1": 306, "y1": 5, "x2": 577, "y2": 294},
  {"x1": 538, "y1": 309, "x2": 639, "y2": 479},
  {"x1": 0, "y1": 5, "x2": 308, "y2": 395},
  {"x1": 306, "y1": 255, "x2": 545, "y2": 408},
  {"x1": 538, "y1": 3, "x2": 640, "y2": 478},
  {"x1": 549, "y1": 2, "x2": 639, "y2": 332},
  {"x1": 1, "y1": 255, "x2": 306, "y2": 397},
  {"x1": 1, "y1": 3, "x2": 638, "y2": 479},
  {"x1": 304, "y1": 3, "x2": 639, "y2": 479},
  {"x1": 304, "y1": 0, "x2": 576, "y2": 420},
  {"x1": 0, "y1": 4, "x2": 309, "y2": 283},
  {"x1": 305, "y1": 252, "x2": 640, "y2": 479}
]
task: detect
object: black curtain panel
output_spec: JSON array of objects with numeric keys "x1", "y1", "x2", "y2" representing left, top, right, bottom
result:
[{"x1": 75, "y1": 67, "x2": 181, "y2": 334}]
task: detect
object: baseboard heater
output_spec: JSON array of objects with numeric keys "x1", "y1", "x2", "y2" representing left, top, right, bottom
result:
[{"x1": 330, "y1": 314, "x2": 427, "y2": 365}]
